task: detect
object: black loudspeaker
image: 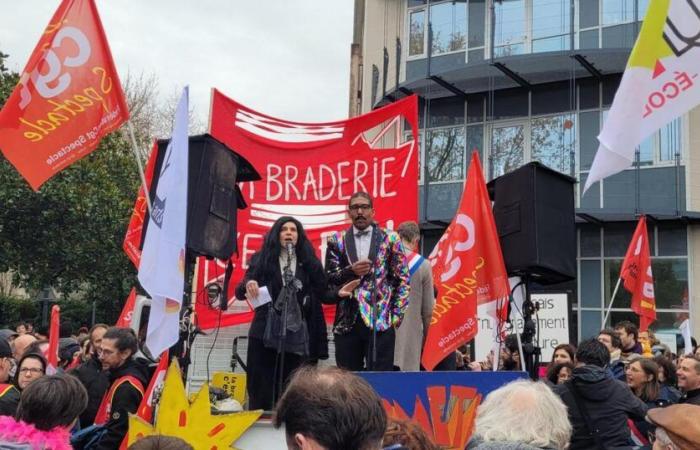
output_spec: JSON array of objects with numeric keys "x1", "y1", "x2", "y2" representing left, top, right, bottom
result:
[
  {"x1": 487, "y1": 162, "x2": 576, "y2": 285},
  {"x1": 150, "y1": 134, "x2": 260, "y2": 260}
]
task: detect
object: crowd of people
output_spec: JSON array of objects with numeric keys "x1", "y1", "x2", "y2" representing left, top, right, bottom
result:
[{"x1": 0, "y1": 191, "x2": 699, "y2": 449}]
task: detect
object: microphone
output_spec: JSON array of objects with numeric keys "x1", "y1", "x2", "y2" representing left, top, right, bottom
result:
[{"x1": 285, "y1": 242, "x2": 294, "y2": 258}]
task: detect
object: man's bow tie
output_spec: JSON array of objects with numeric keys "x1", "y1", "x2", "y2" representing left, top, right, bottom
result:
[{"x1": 355, "y1": 229, "x2": 370, "y2": 238}]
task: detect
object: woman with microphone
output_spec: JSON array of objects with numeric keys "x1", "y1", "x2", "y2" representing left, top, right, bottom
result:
[{"x1": 236, "y1": 216, "x2": 358, "y2": 410}]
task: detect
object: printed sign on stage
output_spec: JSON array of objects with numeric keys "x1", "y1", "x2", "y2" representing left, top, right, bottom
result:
[
  {"x1": 360, "y1": 371, "x2": 527, "y2": 449},
  {"x1": 194, "y1": 90, "x2": 419, "y2": 329},
  {"x1": 475, "y1": 292, "x2": 570, "y2": 363}
]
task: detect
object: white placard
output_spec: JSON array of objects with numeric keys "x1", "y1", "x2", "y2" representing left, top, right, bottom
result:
[
  {"x1": 475, "y1": 292, "x2": 570, "y2": 363},
  {"x1": 655, "y1": 333, "x2": 678, "y2": 355}
]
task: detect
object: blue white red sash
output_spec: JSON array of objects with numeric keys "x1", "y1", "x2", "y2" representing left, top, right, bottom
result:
[{"x1": 407, "y1": 251, "x2": 425, "y2": 279}]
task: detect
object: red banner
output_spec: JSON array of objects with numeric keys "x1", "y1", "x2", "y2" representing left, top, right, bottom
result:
[
  {"x1": 123, "y1": 142, "x2": 158, "y2": 268},
  {"x1": 116, "y1": 288, "x2": 137, "y2": 328},
  {"x1": 620, "y1": 216, "x2": 656, "y2": 331},
  {"x1": 0, "y1": 0, "x2": 128, "y2": 190},
  {"x1": 194, "y1": 90, "x2": 419, "y2": 329},
  {"x1": 421, "y1": 153, "x2": 510, "y2": 371},
  {"x1": 47, "y1": 305, "x2": 60, "y2": 374},
  {"x1": 136, "y1": 350, "x2": 168, "y2": 423}
]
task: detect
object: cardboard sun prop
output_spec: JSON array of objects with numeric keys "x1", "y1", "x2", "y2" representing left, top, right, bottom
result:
[{"x1": 128, "y1": 361, "x2": 262, "y2": 450}]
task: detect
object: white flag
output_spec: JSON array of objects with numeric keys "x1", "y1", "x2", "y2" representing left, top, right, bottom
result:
[
  {"x1": 138, "y1": 87, "x2": 189, "y2": 356},
  {"x1": 584, "y1": 1, "x2": 700, "y2": 194}
]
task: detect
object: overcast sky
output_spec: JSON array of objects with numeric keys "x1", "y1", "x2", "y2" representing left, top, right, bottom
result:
[{"x1": 1, "y1": 1, "x2": 355, "y2": 127}]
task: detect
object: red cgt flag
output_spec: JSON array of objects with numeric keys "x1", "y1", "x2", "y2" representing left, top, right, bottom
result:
[
  {"x1": 0, "y1": 0, "x2": 128, "y2": 191},
  {"x1": 421, "y1": 152, "x2": 510, "y2": 371},
  {"x1": 620, "y1": 216, "x2": 656, "y2": 331},
  {"x1": 123, "y1": 141, "x2": 158, "y2": 268},
  {"x1": 136, "y1": 350, "x2": 169, "y2": 423},
  {"x1": 46, "y1": 305, "x2": 60, "y2": 375},
  {"x1": 116, "y1": 288, "x2": 137, "y2": 328}
]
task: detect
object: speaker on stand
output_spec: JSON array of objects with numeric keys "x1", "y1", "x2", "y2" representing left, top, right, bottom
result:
[{"x1": 488, "y1": 162, "x2": 576, "y2": 378}]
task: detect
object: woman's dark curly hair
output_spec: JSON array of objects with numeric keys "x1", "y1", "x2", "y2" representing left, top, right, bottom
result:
[{"x1": 249, "y1": 216, "x2": 316, "y2": 281}]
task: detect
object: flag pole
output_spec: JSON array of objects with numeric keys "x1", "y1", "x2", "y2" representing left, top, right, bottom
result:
[
  {"x1": 126, "y1": 120, "x2": 153, "y2": 215},
  {"x1": 602, "y1": 277, "x2": 622, "y2": 328}
]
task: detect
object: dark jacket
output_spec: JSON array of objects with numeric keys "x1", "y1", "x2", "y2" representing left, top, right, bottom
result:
[
  {"x1": 69, "y1": 354, "x2": 110, "y2": 428},
  {"x1": 680, "y1": 388, "x2": 700, "y2": 405},
  {"x1": 0, "y1": 384, "x2": 19, "y2": 417},
  {"x1": 554, "y1": 365, "x2": 647, "y2": 450},
  {"x1": 235, "y1": 252, "x2": 333, "y2": 361},
  {"x1": 95, "y1": 358, "x2": 150, "y2": 450}
]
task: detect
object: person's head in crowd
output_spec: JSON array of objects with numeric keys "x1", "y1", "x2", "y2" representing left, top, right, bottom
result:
[
  {"x1": 24, "y1": 340, "x2": 49, "y2": 358},
  {"x1": 58, "y1": 338, "x2": 80, "y2": 368},
  {"x1": 99, "y1": 327, "x2": 138, "y2": 371},
  {"x1": 551, "y1": 343, "x2": 575, "y2": 366},
  {"x1": 15, "y1": 323, "x2": 26, "y2": 335},
  {"x1": 78, "y1": 335, "x2": 90, "y2": 362},
  {"x1": 469, "y1": 380, "x2": 571, "y2": 450},
  {"x1": 24, "y1": 323, "x2": 33, "y2": 334},
  {"x1": 647, "y1": 404, "x2": 700, "y2": 450},
  {"x1": 89, "y1": 323, "x2": 109, "y2": 357},
  {"x1": 598, "y1": 328, "x2": 623, "y2": 354},
  {"x1": 32, "y1": 325, "x2": 49, "y2": 341},
  {"x1": 547, "y1": 362, "x2": 574, "y2": 385},
  {"x1": 11, "y1": 334, "x2": 37, "y2": 360},
  {"x1": 383, "y1": 418, "x2": 439, "y2": 450},
  {"x1": 14, "y1": 374, "x2": 87, "y2": 431},
  {"x1": 397, "y1": 221, "x2": 420, "y2": 251},
  {"x1": 695, "y1": 345, "x2": 700, "y2": 359},
  {"x1": 614, "y1": 321, "x2": 639, "y2": 352},
  {"x1": 501, "y1": 334, "x2": 520, "y2": 370},
  {"x1": 348, "y1": 192, "x2": 375, "y2": 232},
  {"x1": 14, "y1": 353, "x2": 47, "y2": 391},
  {"x1": 626, "y1": 357, "x2": 661, "y2": 402},
  {"x1": 76, "y1": 326, "x2": 89, "y2": 339},
  {"x1": 575, "y1": 338, "x2": 609, "y2": 368},
  {"x1": 128, "y1": 435, "x2": 194, "y2": 450},
  {"x1": 0, "y1": 329, "x2": 18, "y2": 343},
  {"x1": 654, "y1": 355, "x2": 678, "y2": 387},
  {"x1": 58, "y1": 321, "x2": 73, "y2": 339},
  {"x1": 0, "y1": 339, "x2": 13, "y2": 383},
  {"x1": 676, "y1": 356, "x2": 700, "y2": 393},
  {"x1": 273, "y1": 366, "x2": 387, "y2": 450}
]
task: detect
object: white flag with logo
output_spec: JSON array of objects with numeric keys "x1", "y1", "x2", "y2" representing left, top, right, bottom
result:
[
  {"x1": 138, "y1": 86, "x2": 189, "y2": 356},
  {"x1": 584, "y1": 1, "x2": 700, "y2": 193}
]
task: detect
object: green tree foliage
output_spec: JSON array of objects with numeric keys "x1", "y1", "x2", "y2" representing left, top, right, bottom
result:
[{"x1": 0, "y1": 51, "x2": 140, "y2": 324}]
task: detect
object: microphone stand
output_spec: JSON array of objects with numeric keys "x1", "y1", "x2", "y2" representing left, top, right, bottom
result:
[{"x1": 273, "y1": 243, "x2": 298, "y2": 406}]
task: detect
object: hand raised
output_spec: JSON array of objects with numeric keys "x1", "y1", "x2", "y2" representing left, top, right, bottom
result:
[
  {"x1": 338, "y1": 279, "x2": 361, "y2": 298},
  {"x1": 245, "y1": 280, "x2": 259, "y2": 299}
]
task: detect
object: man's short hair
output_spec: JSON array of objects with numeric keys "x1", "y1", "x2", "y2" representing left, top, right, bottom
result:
[
  {"x1": 15, "y1": 374, "x2": 87, "y2": 431},
  {"x1": 575, "y1": 339, "x2": 610, "y2": 368},
  {"x1": 103, "y1": 327, "x2": 138, "y2": 355},
  {"x1": 598, "y1": 328, "x2": 622, "y2": 349},
  {"x1": 474, "y1": 380, "x2": 571, "y2": 449},
  {"x1": 504, "y1": 334, "x2": 519, "y2": 354},
  {"x1": 614, "y1": 320, "x2": 639, "y2": 341},
  {"x1": 348, "y1": 191, "x2": 373, "y2": 208},
  {"x1": 273, "y1": 366, "x2": 387, "y2": 450},
  {"x1": 685, "y1": 356, "x2": 700, "y2": 374},
  {"x1": 89, "y1": 323, "x2": 108, "y2": 340},
  {"x1": 397, "y1": 221, "x2": 420, "y2": 243},
  {"x1": 128, "y1": 435, "x2": 194, "y2": 450}
]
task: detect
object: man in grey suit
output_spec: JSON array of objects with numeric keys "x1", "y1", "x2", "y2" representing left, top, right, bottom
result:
[{"x1": 394, "y1": 221, "x2": 434, "y2": 371}]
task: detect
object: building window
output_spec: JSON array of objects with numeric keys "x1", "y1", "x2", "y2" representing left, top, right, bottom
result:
[
  {"x1": 532, "y1": 0, "x2": 572, "y2": 52},
  {"x1": 601, "y1": 0, "x2": 635, "y2": 26},
  {"x1": 490, "y1": 123, "x2": 525, "y2": 178},
  {"x1": 494, "y1": 0, "x2": 526, "y2": 56},
  {"x1": 531, "y1": 114, "x2": 576, "y2": 175},
  {"x1": 431, "y1": 1, "x2": 468, "y2": 55},
  {"x1": 426, "y1": 126, "x2": 466, "y2": 182},
  {"x1": 409, "y1": 9, "x2": 426, "y2": 57}
]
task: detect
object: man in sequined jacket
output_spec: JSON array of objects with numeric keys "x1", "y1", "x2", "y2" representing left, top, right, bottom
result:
[{"x1": 324, "y1": 192, "x2": 410, "y2": 371}]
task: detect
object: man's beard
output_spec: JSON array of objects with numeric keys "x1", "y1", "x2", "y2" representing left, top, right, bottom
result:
[{"x1": 503, "y1": 356, "x2": 518, "y2": 370}]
